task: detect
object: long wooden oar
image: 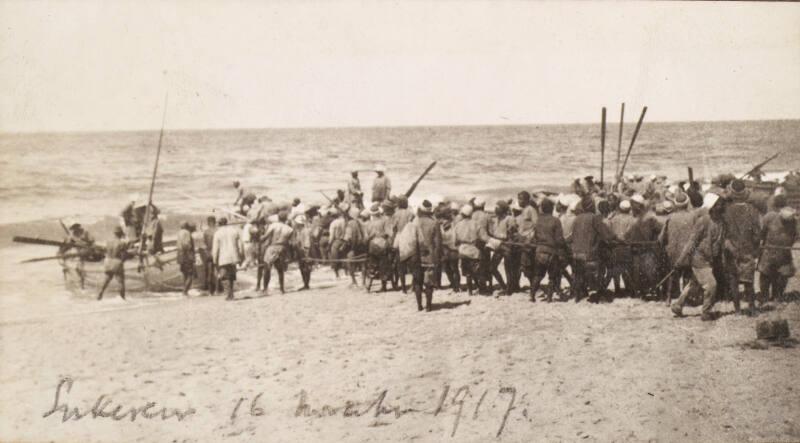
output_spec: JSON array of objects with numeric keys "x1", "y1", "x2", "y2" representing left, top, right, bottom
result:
[
  {"x1": 404, "y1": 161, "x2": 437, "y2": 198},
  {"x1": 58, "y1": 219, "x2": 71, "y2": 236},
  {"x1": 138, "y1": 92, "x2": 169, "y2": 272},
  {"x1": 12, "y1": 236, "x2": 104, "y2": 254},
  {"x1": 616, "y1": 103, "x2": 624, "y2": 179},
  {"x1": 739, "y1": 151, "x2": 782, "y2": 180},
  {"x1": 13, "y1": 236, "x2": 70, "y2": 248},
  {"x1": 138, "y1": 93, "x2": 168, "y2": 271},
  {"x1": 600, "y1": 107, "x2": 606, "y2": 185},
  {"x1": 617, "y1": 106, "x2": 647, "y2": 183},
  {"x1": 21, "y1": 253, "x2": 82, "y2": 263}
]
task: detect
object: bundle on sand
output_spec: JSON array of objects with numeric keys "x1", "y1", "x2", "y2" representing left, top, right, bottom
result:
[{"x1": 756, "y1": 319, "x2": 791, "y2": 341}]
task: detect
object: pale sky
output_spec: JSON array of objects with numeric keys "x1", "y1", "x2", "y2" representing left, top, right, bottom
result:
[{"x1": 1, "y1": 1, "x2": 799, "y2": 132}]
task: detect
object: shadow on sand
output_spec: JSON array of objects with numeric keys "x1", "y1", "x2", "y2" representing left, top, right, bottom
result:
[{"x1": 428, "y1": 300, "x2": 471, "y2": 312}]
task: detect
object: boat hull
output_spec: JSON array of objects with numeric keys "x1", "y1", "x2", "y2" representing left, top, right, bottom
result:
[{"x1": 60, "y1": 250, "x2": 201, "y2": 293}]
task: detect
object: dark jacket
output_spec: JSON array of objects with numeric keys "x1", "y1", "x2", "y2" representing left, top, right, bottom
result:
[
  {"x1": 570, "y1": 213, "x2": 615, "y2": 261},
  {"x1": 415, "y1": 214, "x2": 442, "y2": 265},
  {"x1": 624, "y1": 213, "x2": 663, "y2": 243},
  {"x1": 533, "y1": 214, "x2": 567, "y2": 257},
  {"x1": 723, "y1": 201, "x2": 761, "y2": 258},
  {"x1": 758, "y1": 211, "x2": 797, "y2": 273},
  {"x1": 659, "y1": 209, "x2": 697, "y2": 266},
  {"x1": 677, "y1": 212, "x2": 725, "y2": 269},
  {"x1": 176, "y1": 228, "x2": 195, "y2": 265}
]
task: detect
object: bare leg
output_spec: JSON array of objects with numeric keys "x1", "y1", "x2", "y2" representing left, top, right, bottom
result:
[
  {"x1": 97, "y1": 274, "x2": 113, "y2": 300},
  {"x1": 225, "y1": 278, "x2": 234, "y2": 300},
  {"x1": 183, "y1": 273, "x2": 192, "y2": 295},
  {"x1": 263, "y1": 264, "x2": 272, "y2": 292},
  {"x1": 118, "y1": 273, "x2": 126, "y2": 300},
  {"x1": 277, "y1": 261, "x2": 285, "y2": 294}
]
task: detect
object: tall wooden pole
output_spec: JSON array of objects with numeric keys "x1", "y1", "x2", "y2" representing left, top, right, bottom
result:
[
  {"x1": 600, "y1": 107, "x2": 606, "y2": 186},
  {"x1": 618, "y1": 106, "x2": 647, "y2": 182},
  {"x1": 616, "y1": 103, "x2": 625, "y2": 180},
  {"x1": 138, "y1": 93, "x2": 169, "y2": 265}
]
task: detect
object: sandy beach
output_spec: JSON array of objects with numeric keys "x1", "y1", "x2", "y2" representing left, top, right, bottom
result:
[{"x1": 1, "y1": 264, "x2": 798, "y2": 443}]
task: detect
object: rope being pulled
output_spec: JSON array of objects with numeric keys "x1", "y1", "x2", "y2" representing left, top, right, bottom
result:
[
  {"x1": 301, "y1": 255, "x2": 368, "y2": 264},
  {"x1": 252, "y1": 255, "x2": 369, "y2": 269},
  {"x1": 502, "y1": 240, "x2": 659, "y2": 249}
]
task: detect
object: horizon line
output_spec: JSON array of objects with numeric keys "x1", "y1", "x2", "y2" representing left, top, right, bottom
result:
[{"x1": 2, "y1": 117, "x2": 799, "y2": 136}]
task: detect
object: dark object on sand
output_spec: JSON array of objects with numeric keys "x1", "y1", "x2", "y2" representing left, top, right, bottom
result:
[{"x1": 756, "y1": 319, "x2": 791, "y2": 341}]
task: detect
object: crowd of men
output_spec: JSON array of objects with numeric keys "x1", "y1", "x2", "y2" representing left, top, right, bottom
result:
[{"x1": 65, "y1": 166, "x2": 798, "y2": 318}]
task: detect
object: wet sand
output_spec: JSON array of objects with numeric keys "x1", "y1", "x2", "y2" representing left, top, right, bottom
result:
[{"x1": 1, "y1": 266, "x2": 799, "y2": 443}]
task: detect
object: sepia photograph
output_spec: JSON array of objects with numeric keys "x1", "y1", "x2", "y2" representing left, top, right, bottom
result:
[{"x1": 1, "y1": 1, "x2": 799, "y2": 442}]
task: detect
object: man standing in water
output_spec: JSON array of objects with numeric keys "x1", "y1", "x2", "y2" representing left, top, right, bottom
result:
[
  {"x1": 347, "y1": 171, "x2": 364, "y2": 210},
  {"x1": 212, "y1": 217, "x2": 245, "y2": 301},
  {"x1": 233, "y1": 180, "x2": 257, "y2": 215},
  {"x1": 98, "y1": 226, "x2": 128, "y2": 301},
  {"x1": 371, "y1": 165, "x2": 391, "y2": 203}
]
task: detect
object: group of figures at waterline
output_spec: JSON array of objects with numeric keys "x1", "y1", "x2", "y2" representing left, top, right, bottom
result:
[{"x1": 39, "y1": 151, "x2": 800, "y2": 321}]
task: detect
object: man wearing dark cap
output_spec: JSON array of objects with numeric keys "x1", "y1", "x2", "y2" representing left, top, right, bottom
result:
[
  {"x1": 569, "y1": 195, "x2": 616, "y2": 302},
  {"x1": 530, "y1": 198, "x2": 567, "y2": 302},
  {"x1": 409, "y1": 200, "x2": 441, "y2": 311},
  {"x1": 98, "y1": 226, "x2": 129, "y2": 301},
  {"x1": 722, "y1": 179, "x2": 762, "y2": 315}
]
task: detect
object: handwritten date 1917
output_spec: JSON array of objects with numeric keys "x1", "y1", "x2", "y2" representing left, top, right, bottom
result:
[{"x1": 285, "y1": 384, "x2": 521, "y2": 438}]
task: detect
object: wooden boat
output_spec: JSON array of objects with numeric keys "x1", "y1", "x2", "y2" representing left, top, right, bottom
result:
[
  {"x1": 745, "y1": 178, "x2": 800, "y2": 210},
  {"x1": 60, "y1": 249, "x2": 203, "y2": 293}
]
